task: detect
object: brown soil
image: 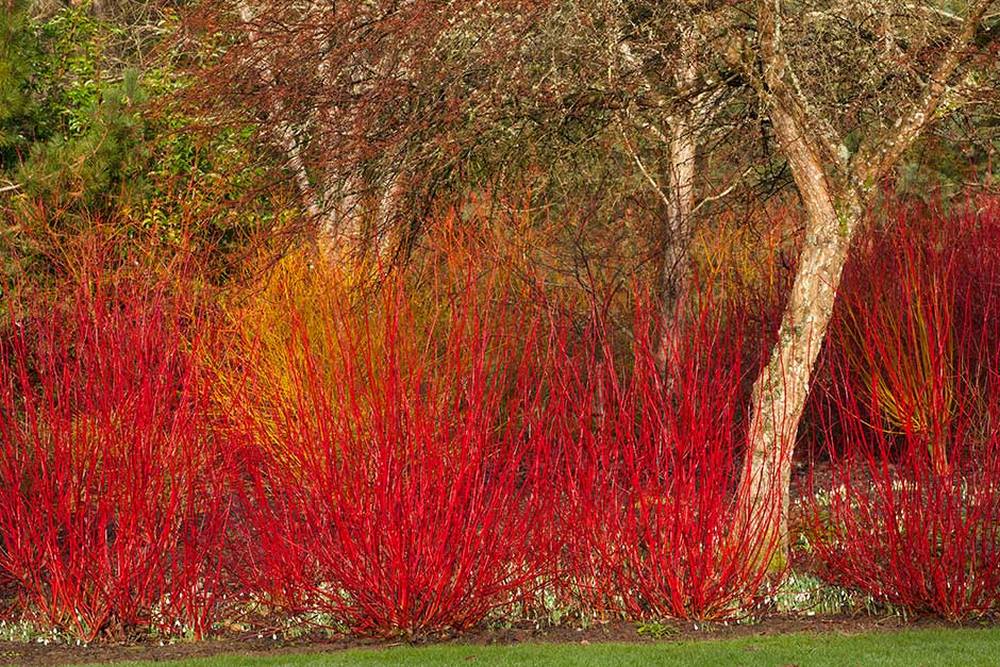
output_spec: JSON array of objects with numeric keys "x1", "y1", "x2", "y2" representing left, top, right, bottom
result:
[{"x1": 0, "y1": 615, "x2": 981, "y2": 667}]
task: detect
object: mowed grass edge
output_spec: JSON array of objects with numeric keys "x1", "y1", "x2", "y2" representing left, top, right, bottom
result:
[{"x1": 69, "y1": 627, "x2": 1000, "y2": 667}]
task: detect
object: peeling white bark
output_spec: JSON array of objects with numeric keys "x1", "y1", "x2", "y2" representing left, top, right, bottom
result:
[
  {"x1": 740, "y1": 0, "x2": 994, "y2": 562},
  {"x1": 236, "y1": 1, "x2": 326, "y2": 224},
  {"x1": 741, "y1": 101, "x2": 861, "y2": 558}
]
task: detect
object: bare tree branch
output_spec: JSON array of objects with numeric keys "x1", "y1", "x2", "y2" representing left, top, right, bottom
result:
[
  {"x1": 756, "y1": 0, "x2": 850, "y2": 177},
  {"x1": 853, "y1": 0, "x2": 996, "y2": 188}
]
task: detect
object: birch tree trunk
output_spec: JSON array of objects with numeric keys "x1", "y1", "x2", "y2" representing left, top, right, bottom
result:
[
  {"x1": 739, "y1": 0, "x2": 993, "y2": 565},
  {"x1": 655, "y1": 27, "x2": 700, "y2": 376},
  {"x1": 236, "y1": 1, "x2": 325, "y2": 225},
  {"x1": 655, "y1": 110, "x2": 697, "y2": 375},
  {"x1": 740, "y1": 104, "x2": 861, "y2": 561}
]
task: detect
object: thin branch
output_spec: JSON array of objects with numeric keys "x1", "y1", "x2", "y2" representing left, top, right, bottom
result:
[
  {"x1": 853, "y1": 0, "x2": 996, "y2": 188},
  {"x1": 692, "y1": 165, "x2": 754, "y2": 215},
  {"x1": 617, "y1": 118, "x2": 673, "y2": 211},
  {"x1": 904, "y1": 3, "x2": 964, "y2": 24}
]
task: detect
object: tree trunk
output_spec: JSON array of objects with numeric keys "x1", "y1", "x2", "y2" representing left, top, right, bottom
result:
[
  {"x1": 656, "y1": 27, "x2": 700, "y2": 377},
  {"x1": 655, "y1": 113, "x2": 697, "y2": 376},
  {"x1": 373, "y1": 169, "x2": 404, "y2": 259},
  {"x1": 739, "y1": 104, "x2": 861, "y2": 563},
  {"x1": 736, "y1": 0, "x2": 991, "y2": 568},
  {"x1": 236, "y1": 1, "x2": 325, "y2": 225}
]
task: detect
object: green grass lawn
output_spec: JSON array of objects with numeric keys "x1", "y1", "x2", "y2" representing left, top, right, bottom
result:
[{"x1": 70, "y1": 627, "x2": 1000, "y2": 667}]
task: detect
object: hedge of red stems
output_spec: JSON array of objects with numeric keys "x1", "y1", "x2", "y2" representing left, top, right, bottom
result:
[
  {"x1": 0, "y1": 272, "x2": 793, "y2": 637},
  {"x1": 805, "y1": 205, "x2": 1000, "y2": 620},
  {"x1": 229, "y1": 285, "x2": 558, "y2": 636},
  {"x1": 545, "y1": 299, "x2": 784, "y2": 621},
  {"x1": 0, "y1": 279, "x2": 235, "y2": 641},
  {"x1": 9, "y1": 200, "x2": 1000, "y2": 639}
]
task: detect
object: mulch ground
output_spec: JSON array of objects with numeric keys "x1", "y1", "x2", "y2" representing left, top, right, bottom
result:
[{"x1": 0, "y1": 614, "x2": 977, "y2": 667}]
